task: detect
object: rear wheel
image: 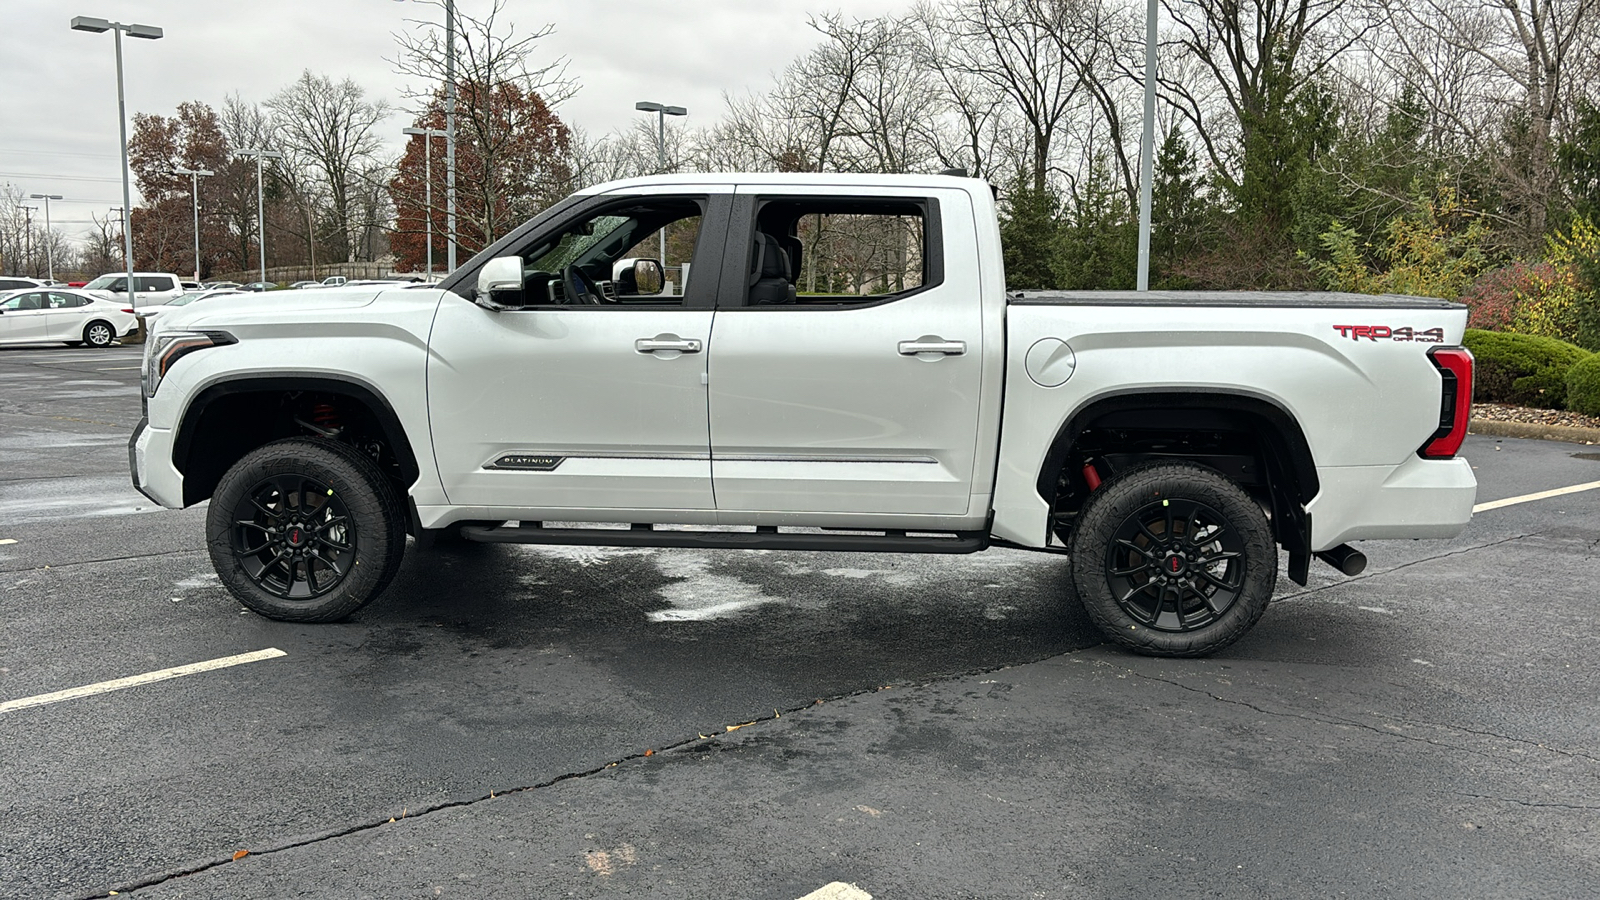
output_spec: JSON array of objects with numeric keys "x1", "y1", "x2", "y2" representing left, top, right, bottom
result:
[
  {"x1": 1069, "y1": 462, "x2": 1276, "y2": 657},
  {"x1": 83, "y1": 320, "x2": 115, "y2": 348},
  {"x1": 207, "y1": 438, "x2": 406, "y2": 622}
]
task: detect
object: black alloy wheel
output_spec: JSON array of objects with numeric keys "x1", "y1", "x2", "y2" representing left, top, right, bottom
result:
[
  {"x1": 84, "y1": 321, "x2": 115, "y2": 347},
  {"x1": 1069, "y1": 462, "x2": 1277, "y2": 657},
  {"x1": 1103, "y1": 497, "x2": 1245, "y2": 632},
  {"x1": 207, "y1": 437, "x2": 406, "y2": 622},
  {"x1": 230, "y1": 473, "x2": 357, "y2": 600}
]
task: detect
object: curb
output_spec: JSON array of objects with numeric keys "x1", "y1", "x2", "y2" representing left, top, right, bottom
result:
[{"x1": 1469, "y1": 418, "x2": 1600, "y2": 445}]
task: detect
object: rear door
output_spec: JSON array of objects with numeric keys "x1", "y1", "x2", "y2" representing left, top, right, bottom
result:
[{"x1": 706, "y1": 186, "x2": 987, "y2": 519}]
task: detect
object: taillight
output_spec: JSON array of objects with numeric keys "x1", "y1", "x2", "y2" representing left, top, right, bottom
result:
[{"x1": 1419, "y1": 347, "x2": 1473, "y2": 458}]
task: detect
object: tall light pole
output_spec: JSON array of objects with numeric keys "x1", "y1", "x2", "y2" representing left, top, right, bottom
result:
[
  {"x1": 71, "y1": 15, "x2": 163, "y2": 310},
  {"x1": 108, "y1": 207, "x2": 125, "y2": 269},
  {"x1": 395, "y1": 0, "x2": 456, "y2": 272},
  {"x1": 239, "y1": 149, "x2": 283, "y2": 285},
  {"x1": 17, "y1": 204, "x2": 36, "y2": 278},
  {"x1": 634, "y1": 101, "x2": 687, "y2": 275},
  {"x1": 1135, "y1": 0, "x2": 1157, "y2": 292},
  {"x1": 28, "y1": 195, "x2": 63, "y2": 282},
  {"x1": 172, "y1": 167, "x2": 213, "y2": 284},
  {"x1": 402, "y1": 127, "x2": 446, "y2": 279}
]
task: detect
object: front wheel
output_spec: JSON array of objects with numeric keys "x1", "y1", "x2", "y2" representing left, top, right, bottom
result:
[
  {"x1": 207, "y1": 438, "x2": 407, "y2": 622},
  {"x1": 1069, "y1": 462, "x2": 1277, "y2": 657}
]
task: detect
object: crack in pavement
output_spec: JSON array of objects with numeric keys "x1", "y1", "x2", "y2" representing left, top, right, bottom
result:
[
  {"x1": 1451, "y1": 792, "x2": 1600, "y2": 812},
  {"x1": 1272, "y1": 531, "x2": 1541, "y2": 604},
  {"x1": 2, "y1": 548, "x2": 203, "y2": 575},
  {"x1": 1095, "y1": 659, "x2": 1586, "y2": 765},
  {"x1": 72, "y1": 656, "x2": 1059, "y2": 899}
]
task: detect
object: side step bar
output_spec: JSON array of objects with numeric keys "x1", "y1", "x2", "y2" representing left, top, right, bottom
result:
[{"x1": 458, "y1": 522, "x2": 989, "y2": 554}]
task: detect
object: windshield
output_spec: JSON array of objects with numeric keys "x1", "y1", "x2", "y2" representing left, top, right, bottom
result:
[{"x1": 84, "y1": 275, "x2": 122, "y2": 290}]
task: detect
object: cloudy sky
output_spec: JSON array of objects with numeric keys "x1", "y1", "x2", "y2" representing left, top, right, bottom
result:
[{"x1": 2, "y1": 0, "x2": 908, "y2": 234}]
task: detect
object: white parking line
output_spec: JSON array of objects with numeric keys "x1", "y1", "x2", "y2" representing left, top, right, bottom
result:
[
  {"x1": 797, "y1": 885, "x2": 871, "y2": 900},
  {"x1": 1474, "y1": 480, "x2": 1600, "y2": 513},
  {"x1": 0, "y1": 648, "x2": 287, "y2": 714},
  {"x1": 96, "y1": 366, "x2": 142, "y2": 370},
  {"x1": 0, "y1": 539, "x2": 16, "y2": 545}
]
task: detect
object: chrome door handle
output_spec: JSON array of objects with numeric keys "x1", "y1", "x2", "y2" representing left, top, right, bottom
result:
[
  {"x1": 898, "y1": 339, "x2": 966, "y2": 356},
  {"x1": 635, "y1": 337, "x2": 702, "y2": 353}
]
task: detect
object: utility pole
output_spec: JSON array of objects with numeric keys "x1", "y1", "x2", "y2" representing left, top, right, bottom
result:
[
  {"x1": 402, "y1": 127, "x2": 446, "y2": 279},
  {"x1": 1135, "y1": 0, "x2": 1157, "y2": 292},
  {"x1": 17, "y1": 205, "x2": 36, "y2": 277}
]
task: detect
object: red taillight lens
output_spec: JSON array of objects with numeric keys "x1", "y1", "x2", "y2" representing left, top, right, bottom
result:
[{"x1": 1420, "y1": 347, "x2": 1473, "y2": 458}]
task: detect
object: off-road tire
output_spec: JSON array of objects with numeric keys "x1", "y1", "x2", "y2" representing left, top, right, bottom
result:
[
  {"x1": 1069, "y1": 462, "x2": 1276, "y2": 657},
  {"x1": 208, "y1": 437, "x2": 407, "y2": 622}
]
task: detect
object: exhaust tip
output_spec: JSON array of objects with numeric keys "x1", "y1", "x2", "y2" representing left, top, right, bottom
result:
[{"x1": 1315, "y1": 544, "x2": 1367, "y2": 577}]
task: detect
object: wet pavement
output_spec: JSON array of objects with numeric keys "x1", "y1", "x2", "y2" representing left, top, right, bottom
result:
[{"x1": 1, "y1": 342, "x2": 1597, "y2": 899}]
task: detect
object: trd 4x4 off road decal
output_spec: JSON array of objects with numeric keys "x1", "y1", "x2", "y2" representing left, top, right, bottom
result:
[{"x1": 1333, "y1": 325, "x2": 1445, "y2": 343}]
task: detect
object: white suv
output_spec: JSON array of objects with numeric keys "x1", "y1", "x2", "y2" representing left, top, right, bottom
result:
[{"x1": 82, "y1": 272, "x2": 186, "y2": 307}]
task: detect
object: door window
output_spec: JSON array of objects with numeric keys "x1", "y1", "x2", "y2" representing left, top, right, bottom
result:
[
  {"x1": 732, "y1": 198, "x2": 940, "y2": 308},
  {"x1": 136, "y1": 276, "x2": 175, "y2": 293},
  {"x1": 2, "y1": 292, "x2": 44, "y2": 311},
  {"x1": 46, "y1": 292, "x2": 86, "y2": 309},
  {"x1": 504, "y1": 197, "x2": 707, "y2": 307}
]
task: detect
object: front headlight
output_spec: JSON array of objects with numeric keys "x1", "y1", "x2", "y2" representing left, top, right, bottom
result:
[{"x1": 144, "y1": 330, "x2": 237, "y2": 398}]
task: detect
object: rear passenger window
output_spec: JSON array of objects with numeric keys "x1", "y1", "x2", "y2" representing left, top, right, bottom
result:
[
  {"x1": 744, "y1": 198, "x2": 936, "y2": 308},
  {"x1": 136, "y1": 276, "x2": 175, "y2": 293}
]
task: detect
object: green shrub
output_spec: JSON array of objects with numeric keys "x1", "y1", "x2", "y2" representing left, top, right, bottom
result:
[
  {"x1": 1567, "y1": 353, "x2": 1600, "y2": 417},
  {"x1": 1463, "y1": 329, "x2": 1593, "y2": 409}
]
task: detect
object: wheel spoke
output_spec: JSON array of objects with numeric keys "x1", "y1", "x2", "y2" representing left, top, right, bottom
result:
[
  {"x1": 313, "y1": 515, "x2": 348, "y2": 533},
  {"x1": 305, "y1": 558, "x2": 321, "y2": 593},
  {"x1": 1198, "y1": 568, "x2": 1241, "y2": 592},
  {"x1": 1114, "y1": 538, "x2": 1153, "y2": 560}
]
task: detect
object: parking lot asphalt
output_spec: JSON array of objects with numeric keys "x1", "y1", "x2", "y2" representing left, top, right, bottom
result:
[{"x1": 1, "y1": 341, "x2": 1597, "y2": 899}]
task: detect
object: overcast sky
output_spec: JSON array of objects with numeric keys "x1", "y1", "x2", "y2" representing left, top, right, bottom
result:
[{"x1": 2, "y1": 0, "x2": 908, "y2": 234}]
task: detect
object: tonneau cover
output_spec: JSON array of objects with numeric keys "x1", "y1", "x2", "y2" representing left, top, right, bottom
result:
[{"x1": 1008, "y1": 290, "x2": 1462, "y2": 310}]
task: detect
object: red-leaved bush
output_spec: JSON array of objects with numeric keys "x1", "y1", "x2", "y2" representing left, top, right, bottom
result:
[{"x1": 1458, "y1": 261, "x2": 1556, "y2": 331}]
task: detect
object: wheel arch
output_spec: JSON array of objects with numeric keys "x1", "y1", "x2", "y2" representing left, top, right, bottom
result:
[
  {"x1": 1035, "y1": 389, "x2": 1320, "y2": 580},
  {"x1": 173, "y1": 374, "x2": 421, "y2": 508}
]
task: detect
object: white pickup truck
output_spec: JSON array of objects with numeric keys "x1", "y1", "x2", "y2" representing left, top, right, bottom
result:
[{"x1": 129, "y1": 173, "x2": 1477, "y2": 656}]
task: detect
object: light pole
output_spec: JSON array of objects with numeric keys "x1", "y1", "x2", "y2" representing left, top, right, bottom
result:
[
  {"x1": 634, "y1": 101, "x2": 687, "y2": 275},
  {"x1": 1135, "y1": 0, "x2": 1157, "y2": 292},
  {"x1": 28, "y1": 195, "x2": 63, "y2": 282},
  {"x1": 239, "y1": 149, "x2": 283, "y2": 285},
  {"x1": 71, "y1": 15, "x2": 163, "y2": 309},
  {"x1": 17, "y1": 204, "x2": 35, "y2": 278},
  {"x1": 394, "y1": 0, "x2": 456, "y2": 272},
  {"x1": 402, "y1": 127, "x2": 446, "y2": 279},
  {"x1": 108, "y1": 207, "x2": 125, "y2": 269},
  {"x1": 172, "y1": 167, "x2": 213, "y2": 284}
]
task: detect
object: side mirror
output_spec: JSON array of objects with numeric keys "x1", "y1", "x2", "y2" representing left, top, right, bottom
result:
[
  {"x1": 475, "y1": 256, "x2": 525, "y2": 310},
  {"x1": 614, "y1": 258, "x2": 664, "y2": 296}
]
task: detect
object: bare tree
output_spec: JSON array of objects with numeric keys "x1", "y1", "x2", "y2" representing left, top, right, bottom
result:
[
  {"x1": 938, "y1": 0, "x2": 1087, "y2": 190},
  {"x1": 391, "y1": 0, "x2": 574, "y2": 251},
  {"x1": 266, "y1": 71, "x2": 392, "y2": 263},
  {"x1": 1381, "y1": 0, "x2": 1600, "y2": 238}
]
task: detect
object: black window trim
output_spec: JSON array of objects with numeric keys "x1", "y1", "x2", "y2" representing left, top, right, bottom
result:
[
  {"x1": 715, "y1": 194, "x2": 944, "y2": 311},
  {"x1": 438, "y1": 192, "x2": 733, "y2": 312}
]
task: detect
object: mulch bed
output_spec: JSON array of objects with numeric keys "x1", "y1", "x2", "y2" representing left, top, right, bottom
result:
[{"x1": 1472, "y1": 403, "x2": 1600, "y2": 430}]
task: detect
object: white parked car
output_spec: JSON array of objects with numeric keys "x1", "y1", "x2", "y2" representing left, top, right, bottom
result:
[
  {"x1": 141, "y1": 289, "x2": 246, "y2": 327},
  {"x1": 0, "y1": 276, "x2": 47, "y2": 293},
  {"x1": 81, "y1": 272, "x2": 186, "y2": 306},
  {"x1": 0, "y1": 287, "x2": 138, "y2": 347}
]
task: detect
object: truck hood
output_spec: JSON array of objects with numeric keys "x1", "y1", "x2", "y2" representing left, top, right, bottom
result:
[{"x1": 152, "y1": 287, "x2": 395, "y2": 334}]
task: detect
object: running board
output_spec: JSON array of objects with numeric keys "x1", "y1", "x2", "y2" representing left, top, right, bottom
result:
[{"x1": 458, "y1": 522, "x2": 989, "y2": 554}]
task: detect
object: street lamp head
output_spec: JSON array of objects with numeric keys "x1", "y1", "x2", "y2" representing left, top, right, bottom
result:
[
  {"x1": 635, "y1": 101, "x2": 665, "y2": 113},
  {"x1": 29, "y1": 193, "x2": 64, "y2": 201},
  {"x1": 402, "y1": 127, "x2": 446, "y2": 137},
  {"x1": 70, "y1": 15, "x2": 111, "y2": 33},
  {"x1": 172, "y1": 168, "x2": 215, "y2": 177},
  {"x1": 664, "y1": 106, "x2": 688, "y2": 117},
  {"x1": 125, "y1": 23, "x2": 163, "y2": 39}
]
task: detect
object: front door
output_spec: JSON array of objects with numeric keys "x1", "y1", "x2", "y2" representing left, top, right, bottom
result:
[
  {"x1": 427, "y1": 190, "x2": 729, "y2": 513},
  {"x1": 707, "y1": 188, "x2": 986, "y2": 518}
]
